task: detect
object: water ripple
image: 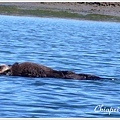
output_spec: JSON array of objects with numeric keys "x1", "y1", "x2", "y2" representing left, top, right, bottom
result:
[{"x1": 0, "y1": 15, "x2": 120, "y2": 118}]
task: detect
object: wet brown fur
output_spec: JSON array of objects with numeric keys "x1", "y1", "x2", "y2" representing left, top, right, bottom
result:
[{"x1": 0, "y1": 62, "x2": 101, "y2": 80}]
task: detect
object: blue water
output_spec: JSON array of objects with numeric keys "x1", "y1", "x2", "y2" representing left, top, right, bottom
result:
[{"x1": 0, "y1": 15, "x2": 120, "y2": 118}]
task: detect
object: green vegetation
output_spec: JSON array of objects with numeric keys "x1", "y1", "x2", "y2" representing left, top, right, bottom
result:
[
  {"x1": 20, "y1": 9, "x2": 84, "y2": 18},
  {"x1": 0, "y1": 5, "x2": 120, "y2": 22},
  {"x1": 84, "y1": 14, "x2": 120, "y2": 22},
  {"x1": 0, "y1": 5, "x2": 18, "y2": 14},
  {"x1": 0, "y1": 5, "x2": 84, "y2": 19}
]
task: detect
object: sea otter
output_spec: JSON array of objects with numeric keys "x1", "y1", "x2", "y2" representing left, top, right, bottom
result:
[{"x1": 0, "y1": 62, "x2": 103, "y2": 80}]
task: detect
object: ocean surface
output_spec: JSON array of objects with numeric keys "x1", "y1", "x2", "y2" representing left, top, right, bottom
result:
[{"x1": 0, "y1": 15, "x2": 120, "y2": 118}]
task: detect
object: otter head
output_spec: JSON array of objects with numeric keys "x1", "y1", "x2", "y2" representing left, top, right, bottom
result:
[{"x1": 0, "y1": 64, "x2": 11, "y2": 74}]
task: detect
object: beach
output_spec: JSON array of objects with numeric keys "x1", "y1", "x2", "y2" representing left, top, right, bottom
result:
[{"x1": 0, "y1": 2, "x2": 120, "y2": 21}]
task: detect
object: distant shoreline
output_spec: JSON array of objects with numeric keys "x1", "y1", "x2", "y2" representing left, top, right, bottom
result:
[{"x1": 0, "y1": 2, "x2": 120, "y2": 22}]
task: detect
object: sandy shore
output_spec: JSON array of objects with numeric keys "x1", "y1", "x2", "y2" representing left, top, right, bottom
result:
[{"x1": 0, "y1": 2, "x2": 120, "y2": 21}]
